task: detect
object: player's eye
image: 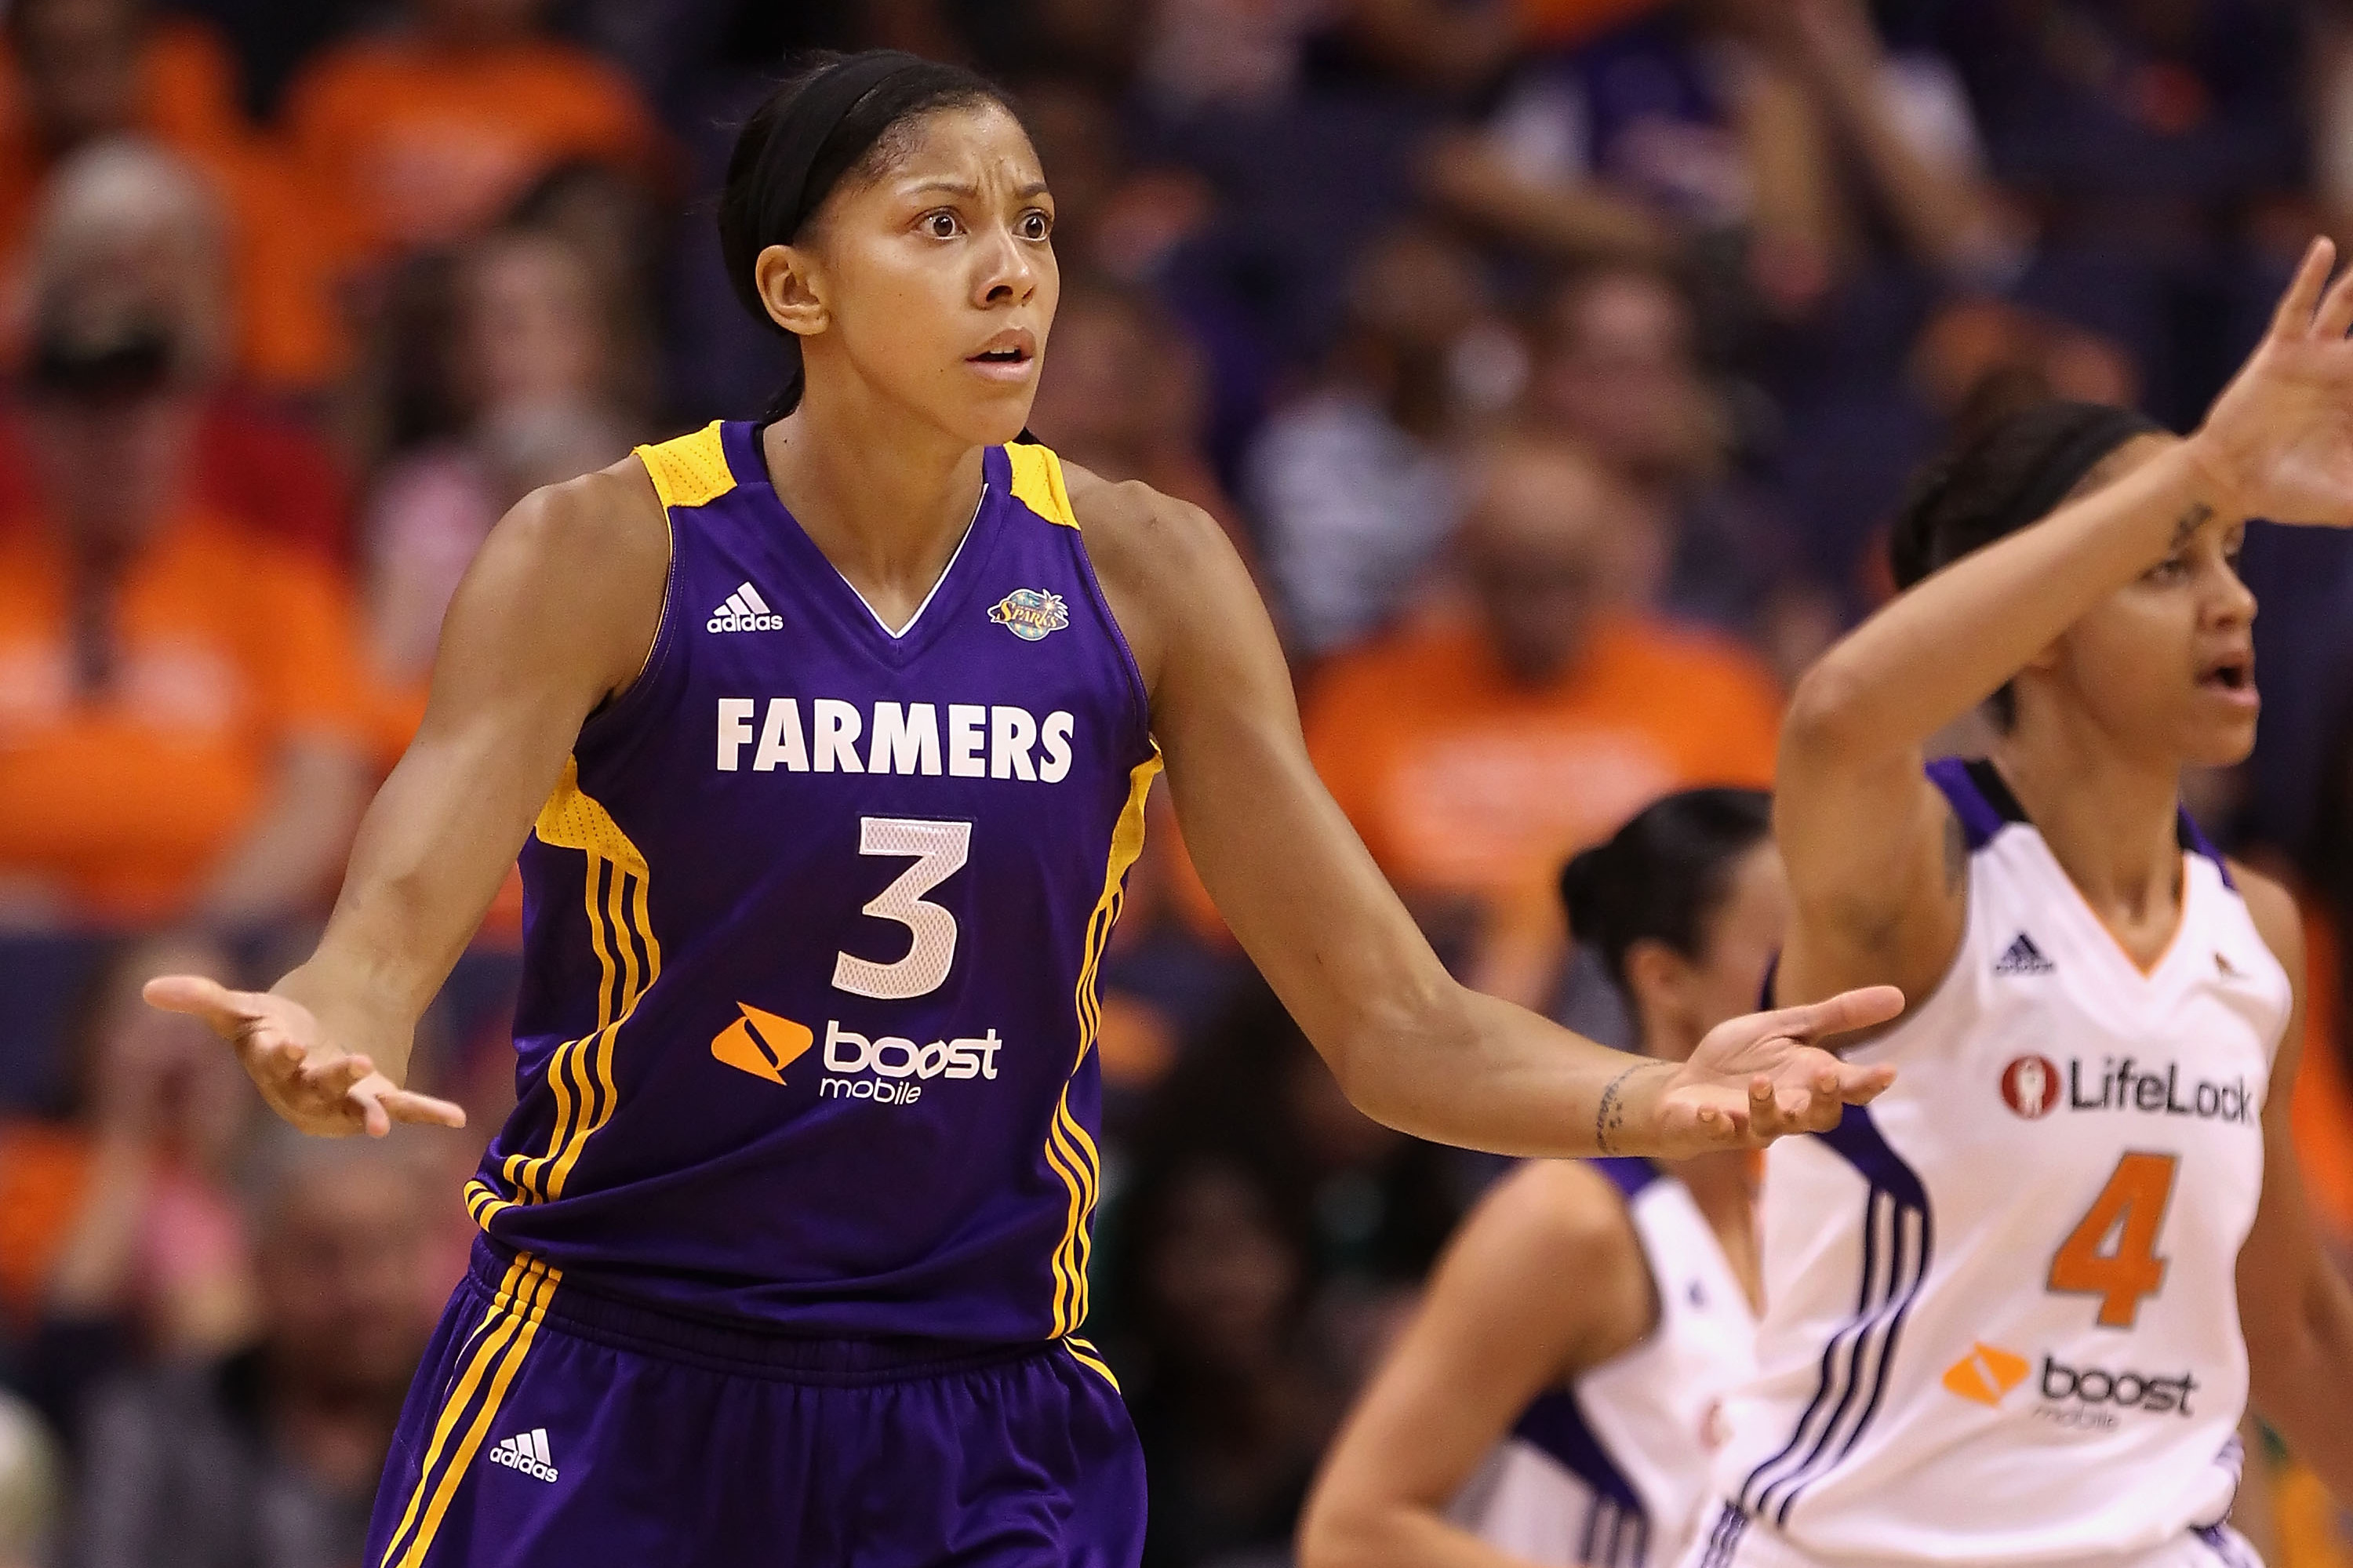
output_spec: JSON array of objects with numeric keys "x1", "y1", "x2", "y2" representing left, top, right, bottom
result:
[
  {"x1": 921, "y1": 210, "x2": 962, "y2": 238},
  {"x1": 1017, "y1": 209, "x2": 1052, "y2": 242}
]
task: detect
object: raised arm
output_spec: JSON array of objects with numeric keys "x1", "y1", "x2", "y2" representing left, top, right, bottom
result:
[
  {"x1": 1072, "y1": 467, "x2": 1898, "y2": 1157},
  {"x1": 1778, "y1": 240, "x2": 2353, "y2": 1010},
  {"x1": 146, "y1": 463, "x2": 671, "y2": 1136},
  {"x1": 1297, "y1": 1161, "x2": 1650, "y2": 1568},
  {"x1": 2236, "y1": 873, "x2": 2353, "y2": 1495}
]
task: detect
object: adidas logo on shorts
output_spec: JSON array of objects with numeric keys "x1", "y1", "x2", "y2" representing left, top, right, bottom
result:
[
  {"x1": 1992, "y1": 933, "x2": 2056, "y2": 977},
  {"x1": 708, "y1": 580, "x2": 782, "y2": 633},
  {"x1": 488, "y1": 1427, "x2": 559, "y2": 1482}
]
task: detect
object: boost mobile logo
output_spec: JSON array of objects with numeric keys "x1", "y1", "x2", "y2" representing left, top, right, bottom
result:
[
  {"x1": 711, "y1": 1002, "x2": 815, "y2": 1084},
  {"x1": 1941, "y1": 1342, "x2": 2198, "y2": 1423}
]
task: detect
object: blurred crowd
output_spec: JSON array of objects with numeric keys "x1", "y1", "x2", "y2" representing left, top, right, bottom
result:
[{"x1": 1, "y1": 0, "x2": 2351, "y2": 1564}]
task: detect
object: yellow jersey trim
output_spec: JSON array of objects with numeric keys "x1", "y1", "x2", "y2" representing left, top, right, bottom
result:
[
  {"x1": 377, "y1": 1250, "x2": 562, "y2": 1568},
  {"x1": 635, "y1": 421, "x2": 737, "y2": 512},
  {"x1": 1006, "y1": 442, "x2": 1080, "y2": 529},
  {"x1": 467, "y1": 757, "x2": 662, "y2": 1232},
  {"x1": 1046, "y1": 747, "x2": 1162, "y2": 1335}
]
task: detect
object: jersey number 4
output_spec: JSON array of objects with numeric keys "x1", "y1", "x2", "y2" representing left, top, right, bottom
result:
[
  {"x1": 832, "y1": 817, "x2": 972, "y2": 1001},
  {"x1": 2048, "y1": 1151, "x2": 2177, "y2": 1329}
]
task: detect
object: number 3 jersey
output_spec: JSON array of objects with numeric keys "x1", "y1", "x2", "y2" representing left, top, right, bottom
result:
[
  {"x1": 464, "y1": 423, "x2": 1160, "y2": 1344},
  {"x1": 1698, "y1": 759, "x2": 2291, "y2": 1567}
]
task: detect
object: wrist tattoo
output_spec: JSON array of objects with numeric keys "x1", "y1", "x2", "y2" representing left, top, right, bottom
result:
[
  {"x1": 2170, "y1": 500, "x2": 2213, "y2": 554},
  {"x1": 1595, "y1": 1063, "x2": 1645, "y2": 1155}
]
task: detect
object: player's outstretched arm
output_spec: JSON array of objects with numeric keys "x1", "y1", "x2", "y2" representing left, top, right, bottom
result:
[
  {"x1": 146, "y1": 462, "x2": 671, "y2": 1137},
  {"x1": 1297, "y1": 1162, "x2": 1650, "y2": 1568},
  {"x1": 2236, "y1": 874, "x2": 2353, "y2": 1495},
  {"x1": 1071, "y1": 466, "x2": 1898, "y2": 1158},
  {"x1": 1777, "y1": 236, "x2": 2353, "y2": 1014}
]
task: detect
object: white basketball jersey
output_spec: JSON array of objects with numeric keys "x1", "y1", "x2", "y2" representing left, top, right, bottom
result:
[
  {"x1": 1694, "y1": 759, "x2": 2289, "y2": 1568},
  {"x1": 1453, "y1": 1159, "x2": 1758, "y2": 1567}
]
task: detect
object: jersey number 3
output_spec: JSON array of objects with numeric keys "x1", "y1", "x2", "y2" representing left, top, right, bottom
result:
[
  {"x1": 2048, "y1": 1151, "x2": 2177, "y2": 1329},
  {"x1": 833, "y1": 817, "x2": 972, "y2": 1001}
]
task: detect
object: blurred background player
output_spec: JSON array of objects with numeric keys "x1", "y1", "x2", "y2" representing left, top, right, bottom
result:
[{"x1": 1298, "y1": 788, "x2": 1776, "y2": 1568}]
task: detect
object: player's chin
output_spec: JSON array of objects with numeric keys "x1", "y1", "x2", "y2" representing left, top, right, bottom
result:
[{"x1": 946, "y1": 369, "x2": 1041, "y2": 446}]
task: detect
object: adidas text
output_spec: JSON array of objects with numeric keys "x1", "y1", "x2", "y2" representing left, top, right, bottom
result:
[
  {"x1": 708, "y1": 581, "x2": 782, "y2": 633},
  {"x1": 489, "y1": 1428, "x2": 558, "y2": 1482}
]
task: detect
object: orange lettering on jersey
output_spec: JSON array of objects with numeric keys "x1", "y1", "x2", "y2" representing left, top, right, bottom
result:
[
  {"x1": 1940, "y1": 1342, "x2": 2031, "y2": 1406},
  {"x1": 712, "y1": 1003, "x2": 815, "y2": 1085}
]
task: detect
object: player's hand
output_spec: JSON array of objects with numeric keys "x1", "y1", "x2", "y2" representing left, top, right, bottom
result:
[
  {"x1": 141, "y1": 975, "x2": 465, "y2": 1139},
  {"x1": 1651, "y1": 985, "x2": 1904, "y2": 1155},
  {"x1": 2191, "y1": 237, "x2": 2353, "y2": 528}
]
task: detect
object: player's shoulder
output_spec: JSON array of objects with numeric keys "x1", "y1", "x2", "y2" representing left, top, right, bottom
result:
[
  {"x1": 1056, "y1": 455, "x2": 1249, "y2": 689},
  {"x1": 2225, "y1": 859, "x2": 2306, "y2": 982},
  {"x1": 1474, "y1": 1158, "x2": 1646, "y2": 1268}
]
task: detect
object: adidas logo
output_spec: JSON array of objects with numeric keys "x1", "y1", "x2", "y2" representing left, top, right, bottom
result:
[
  {"x1": 488, "y1": 1427, "x2": 559, "y2": 1483},
  {"x1": 707, "y1": 581, "x2": 782, "y2": 633},
  {"x1": 1992, "y1": 933, "x2": 2056, "y2": 977}
]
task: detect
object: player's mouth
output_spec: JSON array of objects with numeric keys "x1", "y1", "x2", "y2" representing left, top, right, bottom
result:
[
  {"x1": 966, "y1": 329, "x2": 1037, "y2": 384},
  {"x1": 2195, "y1": 648, "x2": 2259, "y2": 711}
]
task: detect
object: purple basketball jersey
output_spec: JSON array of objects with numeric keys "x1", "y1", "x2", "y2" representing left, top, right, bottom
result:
[{"x1": 464, "y1": 423, "x2": 1158, "y2": 1342}]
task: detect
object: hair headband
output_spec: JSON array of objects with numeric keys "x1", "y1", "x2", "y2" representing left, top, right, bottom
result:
[{"x1": 729, "y1": 51, "x2": 935, "y2": 333}]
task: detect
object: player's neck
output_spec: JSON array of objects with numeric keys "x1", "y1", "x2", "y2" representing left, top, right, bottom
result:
[
  {"x1": 1989, "y1": 732, "x2": 2184, "y2": 930},
  {"x1": 1667, "y1": 1147, "x2": 1762, "y2": 1310},
  {"x1": 761, "y1": 391, "x2": 989, "y2": 625}
]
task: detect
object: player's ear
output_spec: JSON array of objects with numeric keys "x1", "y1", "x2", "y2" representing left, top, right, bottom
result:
[
  {"x1": 755, "y1": 243, "x2": 828, "y2": 339},
  {"x1": 1624, "y1": 938, "x2": 1696, "y2": 1044}
]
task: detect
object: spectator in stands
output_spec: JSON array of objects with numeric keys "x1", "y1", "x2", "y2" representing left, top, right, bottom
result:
[
  {"x1": 0, "y1": 140, "x2": 354, "y2": 561},
  {"x1": 0, "y1": 151, "x2": 372, "y2": 929},
  {"x1": 1246, "y1": 224, "x2": 1498, "y2": 658},
  {"x1": 4, "y1": 933, "x2": 256, "y2": 1428},
  {"x1": 1427, "y1": 0, "x2": 2012, "y2": 307},
  {"x1": 69, "y1": 1134, "x2": 440, "y2": 1568},
  {"x1": 284, "y1": 0, "x2": 666, "y2": 272},
  {"x1": 0, "y1": 0, "x2": 343, "y2": 388},
  {"x1": 2295, "y1": 692, "x2": 2353, "y2": 1249},
  {"x1": 0, "y1": 1393, "x2": 60, "y2": 1568},
  {"x1": 1525, "y1": 260, "x2": 1800, "y2": 637},
  {"x1": 1025, "y1": 275, "x2": 1245, "y2": 555},
  {"x1": 1304, "y1": 433, "x2": 1781, "y2": 1005},
  {"x1": 362, "y1": 224, "x2": 638, "y2": 754}
]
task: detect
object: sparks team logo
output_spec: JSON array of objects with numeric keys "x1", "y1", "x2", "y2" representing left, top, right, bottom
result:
[
  {"x1": 988, "y1": 588, "x2": 1070, "y2": 642},
  {"x1": 2001, "y1": 1053, "x2": 2063, "y2": 1119},
  {"x1": 711, "y1": 1002, "x2": 815, "y2": 1084},
  {"x1": 1941, "y1": 1342, "x2": 2031, "y2": 1406}
]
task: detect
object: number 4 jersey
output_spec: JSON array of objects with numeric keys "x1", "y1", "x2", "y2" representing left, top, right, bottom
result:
[
  {"x1": 464, "y1": 424, "x2": 1160, "y2": 1344},
  {"x1": 1697, "y1": 759, "x2": 2291, "y2": 1567}
]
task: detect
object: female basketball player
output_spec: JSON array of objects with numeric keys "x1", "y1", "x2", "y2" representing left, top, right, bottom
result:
[
  {"x1": 142, "y1": 51, "x2": 1897, "y2": 1568},
  {"x1": 1300, "y1": 790, "x2": 1777, "y2": 1568},
  {"x1": 1686, "y1": 247, "x2": 2353, "y2": 1568}
]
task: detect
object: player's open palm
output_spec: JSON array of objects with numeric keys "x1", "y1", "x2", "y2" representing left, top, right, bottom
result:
[
  {"x1": 142, "y1": 975, "x2": 466, "y2": 1138},
  {"x1": 1654, "y1": 985, "x2": 1904, "y2": 1156},
  {"x1": 2198, "y1": 237, "x2": 2353, "y2": 527}
]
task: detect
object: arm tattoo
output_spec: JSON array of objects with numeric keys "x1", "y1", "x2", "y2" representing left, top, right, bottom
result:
[
  {"x1": 1595, "y1": 1063, "x2": 1645, "y2": 1155},
  {"x1": 2170, "y1": 500, "x2": 2213, "y2": 554}
]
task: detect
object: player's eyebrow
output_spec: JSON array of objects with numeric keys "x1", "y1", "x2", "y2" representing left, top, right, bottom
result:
[{"x1": 900, "y1": 178, "x2": 1051, "y2": 200}]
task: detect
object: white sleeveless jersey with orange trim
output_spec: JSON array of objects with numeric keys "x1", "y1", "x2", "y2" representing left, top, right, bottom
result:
[
  {"x1": 1688, "y1": 759, "x2": 2289, "y2": 1568},
  {"x1": 1450, "y1": 1159, "x2": 1757, "y2": 1567}
]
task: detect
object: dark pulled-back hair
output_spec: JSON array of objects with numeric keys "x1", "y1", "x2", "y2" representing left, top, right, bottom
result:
[
  {"x1": 1560, "y1": 788, "x2": 1773, "y2": 991},
  {"x1": 717, "y1": 50, "x2": 1020, "y2": 417},
  {"x1": 1886, "y1": 398, "x2": 2162, "y2": 727}
]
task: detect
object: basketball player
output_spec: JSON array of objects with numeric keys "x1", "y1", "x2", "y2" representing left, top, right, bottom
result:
[
  {"x1": 1300, "y1": 790, "x2": 1777, "y2": 1568},
  {"x1": 144, "y1": 53, "x2": 1898, "y2": 1568},
  {"x1": 1686, "y1": 245, "x2": 2353, "y2": 1568}
]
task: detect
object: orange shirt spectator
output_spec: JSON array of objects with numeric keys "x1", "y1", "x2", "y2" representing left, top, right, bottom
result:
[
  {"x1": 284, "y1": 20, "x2": 663, "y2": 267},
  {"x1": 1304, "y1": 434, "x2": 1781, "y2": 1002},
  {"x1": 1307, "y1": 609, "x2": 1780, "y2": 902},
  {"x1": 0, "y1": 502, "x2": 373, "y2": 923},
  {"x1": 0, "y1": 5, "x2": 343, "y2": 388},
  {"x1": 2294, "y1": 899, "x2": 2353, "y2": 1244}
]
